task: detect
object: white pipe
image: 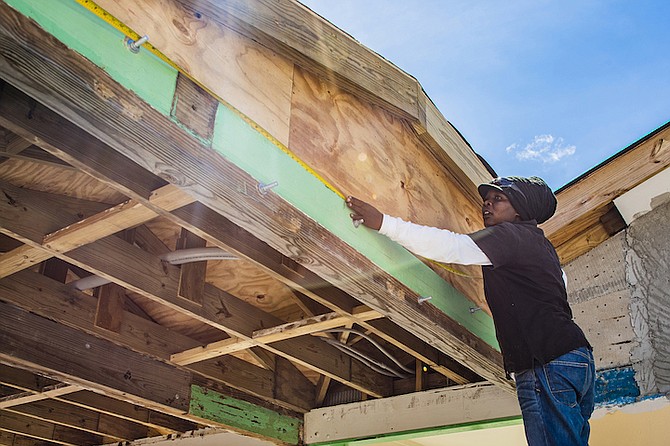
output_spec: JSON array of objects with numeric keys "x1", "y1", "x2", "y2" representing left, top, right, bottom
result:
[
  {"x1": 71, "y1": 247, "x2": 238, "y2": 291},
  {"x1": 160, "y1": 247, "x2": 237, "y2": 265}
]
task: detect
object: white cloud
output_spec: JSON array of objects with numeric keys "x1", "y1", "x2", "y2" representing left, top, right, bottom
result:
[{"x1": 506, "y1": 134, "x2": 576, "y2": 163}]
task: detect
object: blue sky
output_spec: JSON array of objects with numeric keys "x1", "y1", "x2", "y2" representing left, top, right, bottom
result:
[{"x1": 299, "y1": 0, "x2": 670, "y2": 190}]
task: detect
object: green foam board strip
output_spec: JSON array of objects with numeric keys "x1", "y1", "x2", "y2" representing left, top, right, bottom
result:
[{"x1": 4, "y1": 0, "x2": 176, "y2": 115}]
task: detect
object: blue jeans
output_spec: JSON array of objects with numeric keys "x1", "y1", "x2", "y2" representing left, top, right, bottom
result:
[{"x1": 515, "y1": 347, "x2": 595, "y2": 446}]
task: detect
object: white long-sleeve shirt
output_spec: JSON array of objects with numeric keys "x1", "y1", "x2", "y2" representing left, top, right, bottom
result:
[
  {"x1": 379, "y1": 214, "x2": 568, "y2": 286},
  {"x1": 379, "y1": 215, "x2": 491, "y2": 265}
]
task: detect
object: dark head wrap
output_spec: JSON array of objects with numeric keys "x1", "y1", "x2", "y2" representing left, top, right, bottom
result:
[{"x1": 478, "y1": 176, "x2": 557, "y2": 224}]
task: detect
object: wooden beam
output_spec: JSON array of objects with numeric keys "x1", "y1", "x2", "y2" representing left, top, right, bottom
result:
[
  {"x1": 4, "y1": 399, "x2": 147, "y2": 442},
  {"x1": 94, "y1": 283, "x2": 126, "y2": 333},
  {"x1": 2, "y1": 132, "x2": 31, "y2": 155},
  {"x1": 304, "y1": 383, "x2": 521, "y2": 444},
  {"x1": 0, "y1": 269, "x2": 314, "y2": 412},
  {"x1": 57, "y1": 391, "x2": 198, "y2": 436},
  {"x1": 0, "y1": 143, "x2": 75, "y2": 169},
  {"x1": 0, "y1": 6, "x2": 509, "y2": 390},
  {"x1": 0, "y1": 301, "x2": 192, "y2": 414},
  {"x1": 0, "y1": 166, "x2": 391, "y2": 397},
  {"x1": 0, "y1": 244, "x2": 52, "y2": 279},
  {"x1": 0, "y1": 410, "x2": 102, "y2": 446},
  {"x1": 171, "y1": 306, "x2": 381, "y2": 365},
  {"x1": 543, "y1": 124, "x2": 670, "y2": 246},
  {"x1": 0, "y1": 385, "x2": 81, "y2": 409},
  {"x1": 0, "y1": 365, "x2": 197, "y2": 435},
  {"x1": 0, "y1": 181, "x2": 192, "y2": 279},
  {"x1": 0, "y1": 429, "x2": 61, "y2": 446}
]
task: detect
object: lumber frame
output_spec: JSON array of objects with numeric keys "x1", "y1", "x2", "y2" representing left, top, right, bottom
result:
[
  {"x1": 0, "y1": 181, "x2": 392, "y2": 399},
  {"x1": 0, "y1": 4, "x2": 510, "y2": 391},
  {"x1": 0, "y1": 364, "x2": 196, "y2": 435},
  {"x1": 0, "y1": 302, "x2": 304, "y2": 444}
]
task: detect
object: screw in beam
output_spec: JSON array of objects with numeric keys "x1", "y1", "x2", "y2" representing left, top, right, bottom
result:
[
  {"x1": 418, "y1": 296, "x2": 432, "y2": 304},
  {"x1": 257, "y1": 181, "x2": 279, "y2": 195},
  {"x1": 124, "y1": 35, "x2": 149, "y2": 53},
  {"x1": 469, "y1": 306, "x2": 482, "y2": 314}
]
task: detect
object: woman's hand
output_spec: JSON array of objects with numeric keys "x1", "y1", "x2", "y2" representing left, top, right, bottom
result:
[{"x1": 346, "y1": 196, "x2": 383, "y2": 231}]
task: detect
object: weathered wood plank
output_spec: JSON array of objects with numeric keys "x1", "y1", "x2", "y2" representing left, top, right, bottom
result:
[
  {"x1": 172, "y1": 73, "x2": 218, "y2": 142},
  {"x1": 0, "y1": 84, "x2": 166, "y2": 201},
  {"x1": 0, "y1": 364, "x2": 197, "y2": 436},
  {"x1": 5, "y1": 399, "x2": 146, "y2": 442},
  {"x1": 0, "y1": 410, "x2": 101, "y2": 446},
  {"x1": 304, "y1": 383, "x2": 521, "y2": 444},
  {"x1": 0, "y1": 272, "x2": 284, "y2": 416},
  {"x1": 58, "y1": 391, "x2": 198, "y2": 435},
  {"x1": 0, "y1": 385, "x2": 80, "y2": 410},
  {"x1": 42, "y1": 184, "x2": 194, "y2": 253},
  {"x1": 0, "y1": 301, "x2": 192, "y2": 413},
  {"x1": 172, "y1": 306, "x2": 381, "y2": 365},
  {"x1": 0, "y1": 429, "x2": 61, "y2": 446},
  {"x1": 0, "y1": 244, "x2": 52, "y2": 279}
]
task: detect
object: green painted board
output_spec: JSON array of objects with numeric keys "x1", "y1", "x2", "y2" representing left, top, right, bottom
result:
[
  {"x1": 4, "y1": 0, "x2": 177, "y2": 115},
  {"x1": 189, "y1": 385, "x2": 301, "y2": 444},
  {"x1": 4, "y1": 0, "x2": 499, "y2": 349},
  {"x1": 212, "y1": 105, "x2": 498, "y2": 347}
]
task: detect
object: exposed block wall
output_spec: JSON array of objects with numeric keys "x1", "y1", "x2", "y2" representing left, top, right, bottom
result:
[
  {"x1": 564, "y1": 197, "x2": 670, "y2": 406},
  {"x1": 626, "y1": 198, "x2": 670, "y2": 396}
]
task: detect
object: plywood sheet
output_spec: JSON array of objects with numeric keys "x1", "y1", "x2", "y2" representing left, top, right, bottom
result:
[
  {"x1": 206, "y1": 259, "x2": 303, "y2": 322},
  {"x1": 289, "y1": 66, "x2": 485, "y2": 307},
  {"x1": 95, "y1": 0, "x2": 294, "y2": 146},
  {"x1": 0, "y1": 158, "x2": 126, "y2": 204}
]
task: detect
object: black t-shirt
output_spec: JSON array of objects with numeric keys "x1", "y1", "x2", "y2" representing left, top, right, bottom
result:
[{"x1": 469, "y1": 221, "x2": 590, "y2": 373}]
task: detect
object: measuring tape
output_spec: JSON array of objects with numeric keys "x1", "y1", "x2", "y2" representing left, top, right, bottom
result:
[{"x1": 75, "y1": 0, "x2": 473, "y2": 279}]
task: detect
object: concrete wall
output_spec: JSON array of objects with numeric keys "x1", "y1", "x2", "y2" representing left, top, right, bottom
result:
[
  {"x1": 565, "y1": 197, "x2": 670, "y2": 406},
  {"x1": 626, "y1": 198, "x2": 670, "y2": 396}
]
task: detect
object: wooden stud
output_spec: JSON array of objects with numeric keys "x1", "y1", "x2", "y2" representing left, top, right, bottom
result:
[
  {"x1": 172, "y1": 73, "x2": 218, "y2": 142},
  {"x1": 176, "y1": 228, "x2": 207, "y2": 305},
  {"x1": 94, "y1": 283, "x2": 126, "y2": 333}
]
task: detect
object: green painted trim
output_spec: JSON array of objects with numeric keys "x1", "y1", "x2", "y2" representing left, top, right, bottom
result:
[
  {"x1": 189, "y1": 384, "x2": 301, "y2": 444},
  {"x1": 4, "y1": 0, "x2": 498, "y2": 349},
  {"x1": 4, "y1": 0, "x2": 177, "y2": 115},
  {"x1": 212, "y1": 105, "x2": 498, "y2": 347},
  {"x1": 311, "y1": 416, "x2": 523, "y2": 446}
]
